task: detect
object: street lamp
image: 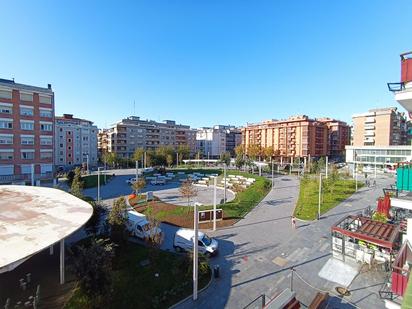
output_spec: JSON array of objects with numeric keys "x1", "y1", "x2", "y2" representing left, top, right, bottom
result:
[
  {"x1": 213, "y1": 177, "x2": 217, "y2": 231},
  {"x1": 97, "y1": 167, "x2": 103, "y2": 201},
  {"x1": 318, "y1": 173, "x2": 324, "y2": 220},
  {"x1": 271, "y1": 161, "x2": 274, "y2": 189},
  {"x1": 83, "y1": 153, "x2": 89, "y2": 174},
  {"x1": 193, "y1": 202, "x2": 199, "y2": 300}
]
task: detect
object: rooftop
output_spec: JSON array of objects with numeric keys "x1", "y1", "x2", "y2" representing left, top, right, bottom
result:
[
  {"x1": 0, "y1": 186, "x2": 93, "y2": 271},
  {"x1": 0, "y1": 78, "x2": 53, "y2": 94}
]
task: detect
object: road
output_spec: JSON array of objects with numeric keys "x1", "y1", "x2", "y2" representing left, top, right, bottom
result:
[{"x1": 175, "y1": 174, "x2": 395, "y2": 309}]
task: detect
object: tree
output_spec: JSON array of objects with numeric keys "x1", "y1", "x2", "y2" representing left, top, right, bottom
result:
[
  {"x1": 220, "y1": 151, "x2": 231, "y2": 166},
  {"x1": 69, "y1": 238, "x2": 115, "y2": 307},
  {"x1": 108, "y1": 197, "x2": 128, "y2": 243},
  {"x1": 235, "y1": 155, "x2": 245, "y2": 170},
  {"x1": 235, "y1": 145, "x2": 245, "y2": 157},
  {"x1": 263, "y1": 146, "x2": 274, "y2": 162},
  {"x1": 102, "y1": 152, "x2": 118, "y2": 168},
  {"x1": 177, "y1": 145, "x2": 191, "y2": 162},
  {"x1": 131, "y1": 178, "x2": 146, "y2": 197},
  {"x1": 70, "y1": 167, "x2": 84, "y2": 199},
  {"x1": 144, "y1": 205, "x2": 164, "y2": 267},
  {"x1": 179, "y1": 180, "x2": 198, "y2": 207},
  {"x1": 85, "y1": 201, "x2": 107, "y2": 237},
  {"x1": 133, "y1": 147, "x2": 145, "y2": 163},
  {"x1": 166, "y1": 154, "x2": 174, "y2": 167},
  {"x1": 247, "y1": 144, "x2": 261, "y2": 161}
]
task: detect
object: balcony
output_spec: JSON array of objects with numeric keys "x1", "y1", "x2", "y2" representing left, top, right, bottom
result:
[{"x1": 388, "y1": 51, "x2": 412, "y2": 112}]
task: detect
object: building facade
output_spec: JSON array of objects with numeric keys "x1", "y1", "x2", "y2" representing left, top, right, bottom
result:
[
  {"x1": 0, "y1": 78, "x2": 54, "y2": 183},
  {"x1": 389, "y1": 51, "x2": 412, "y2": 115},
  {"x1": 352, "y1": 107, "x2": 410, "y2": 147},
  {"x1": 55, "y1": 114, "x2": 98, "y2": 170},
  {"x1": 242, "y1": 115, "x2": 349, "y2": 159},
  {"x1": 196, "y1": 125, "x2": 242, "y2": 158},
  {"x1": 99, "y1": 116, "x2": 197, "y2": 158}
]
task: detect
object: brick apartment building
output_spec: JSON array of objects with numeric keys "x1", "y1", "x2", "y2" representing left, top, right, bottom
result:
[
  {"x1": 55, "y1": 114, "x2": 98, "y2": 170},
  {"x1": 242, "y1": 115, "x2": 350, "y2": 159},
  {"x1": 0, "y1": 78, "x2": 54, "y2": 183},
  {"x1": 99, "y1": 116, "x2": 197, "y2": 158},
  {"x1": 352, "y1": 107, "x2": 410, "y2": 147}
]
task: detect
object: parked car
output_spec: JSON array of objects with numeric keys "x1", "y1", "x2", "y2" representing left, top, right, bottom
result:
[
  {"x1": 126, "y1": 177, "x2": 136, "y2": 185},
  {"x1": 150, "y1": 178, "x2": 166, "y2": 185},
  {"x1": 173, "y1": 228, "x2": 218, "y2": 256},
  {"x1": 126, "y1": 210, "x2": 162, "y2": 239}
]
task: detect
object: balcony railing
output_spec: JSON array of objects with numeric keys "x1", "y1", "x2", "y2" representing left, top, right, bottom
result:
[
  {"x1": 388, "y1": 82, "x2": 405, "y2": 92},
  {"x1": 0, "y1": 172, "x2": 53, "y2": 184}
]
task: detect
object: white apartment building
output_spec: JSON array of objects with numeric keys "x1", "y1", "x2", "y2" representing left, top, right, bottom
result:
[
  {"x1": 55, "y1": 114, "x2": 98, "y2": 169},
  {"x1": 196, "y1": 125, "x2": 242, "y2": 158}
]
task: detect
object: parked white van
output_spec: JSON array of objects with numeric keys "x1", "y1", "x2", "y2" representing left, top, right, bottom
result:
[
  {"x1": 126, "y1": 211, "x2": 162, "y2": 240},
  {"x1": 173, "y1": 228, "x2": 218, "y2": 256}
]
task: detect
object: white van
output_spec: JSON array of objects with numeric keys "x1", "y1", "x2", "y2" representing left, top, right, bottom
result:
[
  {"x1": 173, "y1": 228, "x2": 218, "y2": 256},
  {"x1": 126, "y1": 211, "x2": 162, "y2": 240}
]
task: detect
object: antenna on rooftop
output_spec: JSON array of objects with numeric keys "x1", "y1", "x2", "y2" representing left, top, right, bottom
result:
[{"x1": 133, "y1": 100, "x2": 136, "y2": 116}]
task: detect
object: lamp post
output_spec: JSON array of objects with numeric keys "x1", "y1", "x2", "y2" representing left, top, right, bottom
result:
[
  {"x1": 318, "y1": 173, "x2": 323, "y2": 220},
  {"x1": 97, "y1": 167, "x2": 103, "y2": 201},
  {"x1": 135, "y1": 160, "x2": 139, "y2": 183},
  {"x1": 325, "y1": 156, "x2": 328, "y2": 179},
  {"x1": 193, "y1": 202, "x2": 199, "y2": 300},
  {"x1": 271, "y1": 161, "x2": 274, "y2": 189},
  {"x1": 224, "y1": 164, "x2": 227, "y2": 203},
  {"x1": 213, "y1": 176, "x2": 217, "y2": 231},
  {"x1": 83, "y1": 154, "x2": 89, "y2": 174}
]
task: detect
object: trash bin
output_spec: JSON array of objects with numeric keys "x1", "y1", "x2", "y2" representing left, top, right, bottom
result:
[{"x1": 214, "y1": 265, "x2": 220, "y2": 278}]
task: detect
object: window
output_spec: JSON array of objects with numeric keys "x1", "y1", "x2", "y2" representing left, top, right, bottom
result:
[
  {"x1": 0, "y1": 151, "x2": 13, "y2": 160},
  {"x1": 21, "y1": 151, "x2": 35, "y2": 160},
  {"x1": 20, "y1": 93, "x2": 33, "y2": 101},
  {"x1": 0, "y1": 103, "x2": 12, "y2": 114},
  {"x1": 40, "y1": 123, "x2": 53, "y2": 131},
  {"x1": 39, "y1": 109, "x2": 52, "y2": 118},
  {"x1": 60, "y1": 143, "x2": 63, "y2": 147},
  {"x1": 0, "y1": 134, "x2": 13, "y2": 144},
  {"x1": 20, "y1": 106, "x2": 34, "y2": 116},
  {"x1": 40, "y1": 152, "x2": 53, "y2": 159},
  {"x1": 0, "y1": 119, "x2": 13, "y2": 129},
  {"x1": 21, "y1": 136, "x2": 35, "y2": 145},
  {"x1": 0, "y1": 89, "x2": 12, "y2": 99},
  {"x1": 21, "y1": 121, "x2": 34, "y2": 131},
  {"x1": 39, "y1": 95, "x2": 52, "y2": 104},
  {"x1": 40, "y1": 136, "x2": 53, "y2": 145},
  {"x1": 68, "y1": 138, "x2": 72, "y2": 142}
]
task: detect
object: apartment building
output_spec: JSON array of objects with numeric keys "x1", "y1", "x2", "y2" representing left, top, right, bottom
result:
[
  {"x1": 99, "y1": 116, "x2": 196, "y2": 158},
  {"x1": 242, "y1": 115, "x2": 350, "y2": 159},
  {"x1": 0, "y1": 78, "x2": 54, "y2": 183},
  {"x1": 318, "y1": 118, "x2": 351, "y2": 157},
  {"x1": 196, "y1": 125, "x2": 242, "y2": 158},
  {"x1": 55, "y1": 114, "x2": 98, "y2": 170},
  {"x1": 352, "y1": 107, "x2": 410, "y2": 147}
]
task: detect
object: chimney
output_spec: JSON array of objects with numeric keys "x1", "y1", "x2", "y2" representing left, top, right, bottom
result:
[
  {"x1": 63, "y1": 114, "x2": 73, "y2": 119},
  {"x1": 47, "y1": 84, "x2": 52, "y2": 89}
]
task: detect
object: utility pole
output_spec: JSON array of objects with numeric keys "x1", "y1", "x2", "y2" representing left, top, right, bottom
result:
[
  {"x1": 213, "y1": 177, "x2": 217, "y2": 231},
  {"x1": 224, "y1": 164, "x2": 227, "y2": 203},
  {"x1": 355, "y1": 162, "x2": 358, "y2": 192},
  {"x1": 135, "y1": 160, "x2": 139, "y2": 183},
  {"x1": 144, "y1": 151, "x2": 147, "y2": 168},
  {"x1": 325, "y1": 156, "x2": 328, "y2": 179},
  {"x1": 31, "y1": 163, "x2": 35, "y2": 186},
  {"x1": 193, "y1": 202, "x2": 199, "y2": 301},
  {"x1": 86, "y1": 154, "x2": 89, "y2": 175},
  {"x1": 318, "y1": 173, "x2": 322, "y2": 220},
  {"x1": 271, "y1": 161, "x2": 274, "y2": 189},
  {"x1": 176, "y1": 152, "x2": 179, "y2": 167}
]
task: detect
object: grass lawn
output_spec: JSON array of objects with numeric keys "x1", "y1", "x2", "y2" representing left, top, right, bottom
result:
[
  {"x1": 294, "y1": 176, "x2": 362, "y2": 220},
  {"x1": 130, "y1": 170, "x2": 271, "y2": 227},
  {"x1": 65, "y1": 243, "x2": 211, "y2": 309},
  {"x1": 81, "y1": 174, "x2": 112, "y2": 188}
]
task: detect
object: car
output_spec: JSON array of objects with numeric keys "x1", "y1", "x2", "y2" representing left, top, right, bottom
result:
[
  {"x1": 150, "y1": 178, "x2": 166, "y2": 185},
  {"x1": 173, "y1": 228, "x2": 218, "y2": 256},
  {"x1": 125, "y1": 210, "x2": 162, "y2": 240},
  {"x1": 126, "y1": 177, "x2": 136, "y2": 185}
]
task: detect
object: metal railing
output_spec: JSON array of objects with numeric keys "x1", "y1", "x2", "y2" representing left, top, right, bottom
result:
[
  {"x1": 0, "y1": 173, "x2": 53, "y2": 184},
  {"x1": 387, "y1": 82, "x2": 405, "y2": 92}
]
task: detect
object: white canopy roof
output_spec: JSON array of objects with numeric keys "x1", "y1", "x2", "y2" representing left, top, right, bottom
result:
[{"x1": 0, "y1": 186, "x2": 93, "y2": 272}]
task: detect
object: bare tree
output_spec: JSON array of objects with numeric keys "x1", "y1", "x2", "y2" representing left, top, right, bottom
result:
[{"x1": 179, "y1": 180, "x2": 198, "y2": 207}]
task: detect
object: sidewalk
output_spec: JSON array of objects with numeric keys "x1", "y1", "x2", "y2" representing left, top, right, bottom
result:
[{"x1": 175, "y1": 175, "x2": 393, "y2": 309}]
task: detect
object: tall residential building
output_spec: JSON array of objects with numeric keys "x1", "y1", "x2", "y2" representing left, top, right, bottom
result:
[
  {"x1": 0, "y1": 78, "x2": 54, "y2": 183},
  {"x1": 99, "y1": 116, "x2": 197, "y2": 158},
  {"x1": 352, "y1": 107, "x2": 410, "y2": 147},
  {"x1": 196, "y1": 125, "x2": 242, "y2": 158},
  {"x1": 55, "y1": 114, "x2": 98, "y2": 170},
  {"x1": 242, "y1": 115, "x2": 350, "y2": 159}
]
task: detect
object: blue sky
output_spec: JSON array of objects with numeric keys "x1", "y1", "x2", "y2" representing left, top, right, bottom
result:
[{"x1": 1, "y1": 1, "x2": 411, "y2": 129}]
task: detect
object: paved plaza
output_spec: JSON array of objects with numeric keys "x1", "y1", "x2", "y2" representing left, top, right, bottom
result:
[{"x1": 176, "y1": 174, "x2": 395, "y2": 309}]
